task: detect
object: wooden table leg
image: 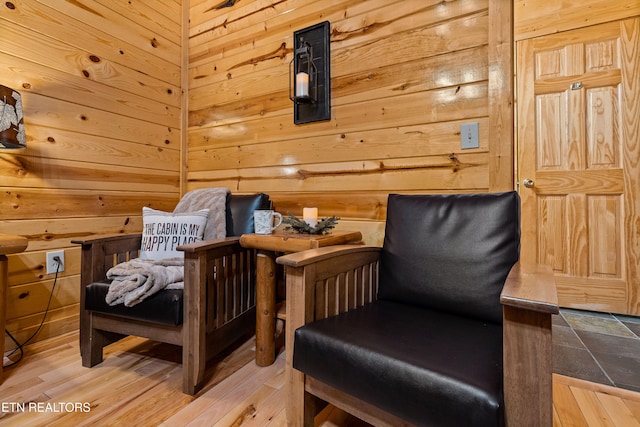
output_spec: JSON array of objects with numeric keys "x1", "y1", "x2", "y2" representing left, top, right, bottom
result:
[
  {"x1": 1, "y1": 255, "x2": 7, "y2": 383},
  {"x1": 0, "y1": 235, "x2": 28, "y2": 384},
  {"x1": 255, "y1": 249, "x2": 276, "y2": 366}
]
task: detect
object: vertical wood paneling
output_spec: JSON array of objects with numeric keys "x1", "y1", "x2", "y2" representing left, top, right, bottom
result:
[
  {"x1": 621, "y1": 17, "x2": 640, "y2": 314},
  {"x1": 180, "y1": 0, "x2": 190, "y2": 195},
  {"x1": 488, "y1": 0, "x2": 514, "y2": 191},
  {"x1": 187, "y1": 0, "x2": 514, "y2": 246},
  {"x1": 1, "y1": 0, "x2": 182, "y2": 347}
]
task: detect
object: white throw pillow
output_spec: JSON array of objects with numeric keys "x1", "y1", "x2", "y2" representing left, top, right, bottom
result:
[{"x1": 140, "y1": 207, "x2": 209, "y2": 260}]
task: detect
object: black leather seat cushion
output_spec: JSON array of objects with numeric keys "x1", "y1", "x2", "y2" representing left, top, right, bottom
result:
[
  {"x1": 85, "y1": 193, "x2": 271, "y2": 326},
  {"x1": 85, "y1": 280, "x2": 183, "y2": 326},
  {"x1": 294, "y1": 300, "x2": 504, "y2": 427},
  {"x1": 378, "y1": 192, "x2": 520, "y2": 324}
]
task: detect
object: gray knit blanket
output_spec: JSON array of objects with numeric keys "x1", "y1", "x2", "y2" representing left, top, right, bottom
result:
[
  {"x1": 105, "y1": 257, "x2": 185, "y2": 307},
  {"x1": 106, "y1": 187, "x2": 230, "y2": 307}
]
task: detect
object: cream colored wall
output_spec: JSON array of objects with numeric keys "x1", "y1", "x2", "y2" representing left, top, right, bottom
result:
[{"x1": 0, "y1": 0, "x2": 183, "y2": 347}]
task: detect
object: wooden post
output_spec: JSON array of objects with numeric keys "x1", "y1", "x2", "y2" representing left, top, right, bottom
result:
[
  {"x1": 283, "y1": 264, "x2": 317, "y2": 427},
  {"x1": 182, "y1": 249, "x2": 207, "y2": 394},
  {"x1": 255, "y1": 250, "x2": 276, "y2": 366},
  {"x1": 0, "y1": 254, "x2": 7, "y2": 384},
  {"x1": 501, "y1": 262, "x2": 558, "y2": 427},
  {"x1": 503, "y1": 306, "x2": 553, "y2": 426}
]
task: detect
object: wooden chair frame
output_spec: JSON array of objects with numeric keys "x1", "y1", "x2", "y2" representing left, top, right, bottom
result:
[
  {"x1": 73, "y1": 233, "x2": 257, "y2": 395},
  {"x1": 278, "y1": 245, "x2": 558, "y2": 427}
]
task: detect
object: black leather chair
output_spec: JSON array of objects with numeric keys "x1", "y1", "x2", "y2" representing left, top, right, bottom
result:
[
  {"x1": 277, "y1": 192, "x2": 558, "y2": 426},
  {"x1": 73, "y1": 192, "x2": 270, "y2": 395}
]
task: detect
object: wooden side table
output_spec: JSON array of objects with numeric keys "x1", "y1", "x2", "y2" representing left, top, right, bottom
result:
[
  {"x1": 0, "y1": 233, "x2": 28, "y2": 384},
  {"x1": 240, "y1": 230, "x2": 362, "y2": 366}
]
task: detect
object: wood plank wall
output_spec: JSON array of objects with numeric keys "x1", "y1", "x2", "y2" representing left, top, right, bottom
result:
[
  {"x1": 1, "y1": 0, "x2": 516, "y2": 346},
  {"x1": 187, "y1": 0, "x2": 514, "y2": 246},
  {"x1": 514, "y1": 0, "x2": 640, "y2": 41},
  {"x1": 0, "y1": 0, "x2": 183, "y2": 348}
]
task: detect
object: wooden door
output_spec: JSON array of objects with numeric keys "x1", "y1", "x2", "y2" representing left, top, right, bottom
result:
[{"x1": 517, "y1": 18, "x2": 640, "y2": 315}]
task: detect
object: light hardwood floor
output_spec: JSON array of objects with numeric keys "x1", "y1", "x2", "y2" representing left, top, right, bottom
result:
[{"x1": 1, "y1": 331, "x2": 639, "y2": 426}]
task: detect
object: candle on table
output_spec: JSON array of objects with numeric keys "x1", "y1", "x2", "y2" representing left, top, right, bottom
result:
[{"x1": 303, "y1": 207, "x2": 318, "y2": 228}]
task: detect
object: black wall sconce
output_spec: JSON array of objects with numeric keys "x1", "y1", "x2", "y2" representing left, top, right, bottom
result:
[{"x1": 289, "y1": 21, "x2": 330, "y2": 125}]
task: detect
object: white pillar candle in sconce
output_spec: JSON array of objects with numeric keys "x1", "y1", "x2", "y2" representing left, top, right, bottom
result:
[
  {"x1": 303, "y1": 207, "x2": 318, "y2": 227},
  {"x1": 296, "y1": 72, "x2": 309, "y2": 98}
]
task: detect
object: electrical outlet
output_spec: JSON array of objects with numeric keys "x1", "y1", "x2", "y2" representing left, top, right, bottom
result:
[
  {"x1": 460, "y1": 122, "x2": 480, "y2": 149},
  {"x1": 46, "y1": 250, "x2": 65, "y2": 274}
]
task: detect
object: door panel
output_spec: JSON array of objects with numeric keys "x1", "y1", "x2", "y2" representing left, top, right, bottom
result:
[{"x1": 517, "y1": 18, "x2": 640, "y2": 314}]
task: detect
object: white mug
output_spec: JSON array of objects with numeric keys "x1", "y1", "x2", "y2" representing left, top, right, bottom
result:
[{"x1": 253, "y1": 210, "x2": 283, "y2": 234}]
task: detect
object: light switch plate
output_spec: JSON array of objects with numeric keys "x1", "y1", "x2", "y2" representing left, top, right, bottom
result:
[{"x1": 460, "y1": 122, "x2": 479, "y2": 149}]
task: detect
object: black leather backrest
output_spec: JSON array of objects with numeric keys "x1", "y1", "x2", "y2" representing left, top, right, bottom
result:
[
  {"x1": 226, "y1": 193, "x2": 271, "y2": 236},
  {"x1": 377, "y1": 192, "x2": 520, "y2": 324}
]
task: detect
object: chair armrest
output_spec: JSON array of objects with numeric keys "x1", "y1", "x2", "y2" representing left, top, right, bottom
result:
[
  {"x1": 501, "y1": 261, "x2": 558, "y2": 427},
  {"x1": 500, "y1": 262, "x2": 559, "y2": 314},
  {"x1": 72, "y1": 233, "x2": 143, "y2": 286},
  {"x1": 277, "y1": 245, "x2": 381, "y2": 269},
  {"x1": 71, "y1": 233, "x2": 142, "y2": 247},
  {"x1": 278, "y1": 245, "x2": 382, "y2": 320},
  {"x1": 277, "y1": 244, "x2": 381, "y2": 327},
  {"x1": 177, "y1": 236, "x2": 241, "y2": 253}
]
